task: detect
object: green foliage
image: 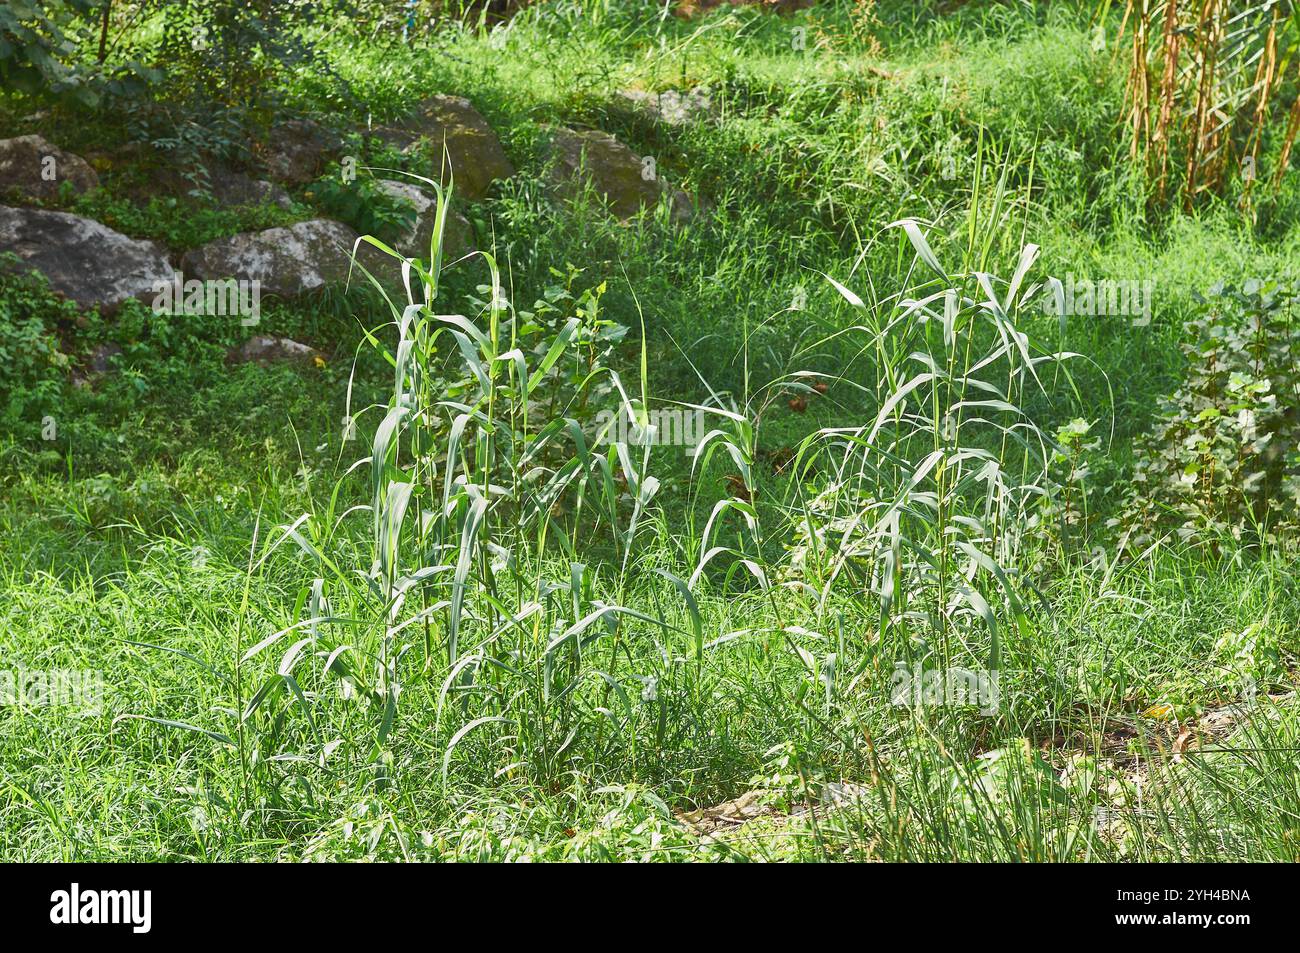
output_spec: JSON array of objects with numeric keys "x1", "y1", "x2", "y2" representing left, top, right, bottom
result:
[
  {"x1": 5, "y1": 1, "x2": 1300, "y2": 864},
  {"x1": 1120, "y1": 281, "x2": 1300, "y2": 547},
  {"x1": 142, "y1": 0, "x2": 334, "y2": 119},
  {"x1": 0, "y1": 0, "x2": 98, "y2": 103},
  {"x1": 306, "y1": 175, "x2": 415, "y2": 246},
  {"x1": 260, "y1": 184, "x2": 651, "y2": 779},
  {"x1": 0, "y1": 264, "x2": 76, "y2": 432},
  {"x1": 68, "y1": 192, "x2": 303, "y2": 250}
]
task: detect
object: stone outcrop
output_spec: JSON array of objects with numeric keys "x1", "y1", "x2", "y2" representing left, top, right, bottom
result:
[
  {"x1": 0, "y1": 135, "x2": 99, "y2": 201},
  {"x1": 618, "y1": 87, "x2": 716, "y2": 126},
  {"x1": 374, "y1": 179, "x2": 475, "y2": 262},
  {"x1": 180, "y1": 219, "x2": 365, "y2": 297},
  {"x1": 545, "y1": 127, "x2": 694, "y2": 224},
  {"x1": 206, "y1": 167, "x2": 293, "y2": 209},
  {"x1": 228, "y1": 335, "x2": 321, "y2": 366},
  {"x1": 369, "y1": 95, "x2": 514, "y2": 201},
  {"x1": 263, "y1": 119, "x2": 345, "y2": 185},
  {"x1": 0, "y1": 206, "x2": 173, "y2": 312}
]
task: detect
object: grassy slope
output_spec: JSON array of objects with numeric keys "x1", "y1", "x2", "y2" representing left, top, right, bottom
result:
[{"x1": 1, "y1": 1, "x2": 1298, "y2": 860}]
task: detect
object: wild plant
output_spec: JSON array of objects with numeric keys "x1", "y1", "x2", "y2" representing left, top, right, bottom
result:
[
  {"x1": 780, "y1": 220, "x2": 1081, "y2": 706},
  {"x1": 250, "y1": 171, "x2": 706, "y2": 790},
  {"x1": 1119, "y1": 280, "x2": 1300, "y2": 548},
  {"x1": 1106, "y1": 0, "x2": 1300, "y2": 207}
]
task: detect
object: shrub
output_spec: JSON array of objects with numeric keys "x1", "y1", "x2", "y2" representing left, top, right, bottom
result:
[
  {"x1": 0, "y1": 0, "x2": 98, "y2": 103},
  {"x1": 0, "y1": 264, "x2": 77, "y2": 435},
  {"x1": 1118, "y1": 281, "x2": 1300, "y2": 548}
]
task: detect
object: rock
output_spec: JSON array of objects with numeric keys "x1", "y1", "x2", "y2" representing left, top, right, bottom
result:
[
  {"x1": 363, "y1": 125, "x2": 420, "y2": 152},
  {"x1": 374, "y1": 179, "x2": 475, "y2": 262},
  {"x1": 100, "y1": 149, "x2": 294, "y2": 209},
  {"x1": 228, "y1": 335, "x2": 321, "y2": 366},
  {"x1": 262, "y1": 119, "x2": 344, "y2": 185},
  {"x1": 400, "y1": 95, "x2": 515, "y2": 201},
  {"x1": 179, "y1": 217, "x2": 412, "y2": 300},
  {"x1": 544, "y1": 127, "x2": 694, "y2": 224},
  {"x1": 207, "y1": 167, "x2": 293, "y2": 209},
  {"x1": 674, "y1": 780, "x2": 870, "y2": 837},
  {"x1": 181, "y1": 219, "x2": 366, "y2": 297},
  {"x1": 88, "y1": 342, "x2": 123, "y2": 374},
  {"x1": 618, "y1": 87, "x2": 716, "y2": 126},
  {"x1": 0, "y1": 206, "x2": 174, "y2": 312},
  {"x1": 71, "y1": 342, "x2": 123, "y2": 390},
  {"x1": 675, "y1": 791, "x2": 775, "y2": 835},
  {"x1": 0, "y1": 135, "x2": 99, "y2": 201}
]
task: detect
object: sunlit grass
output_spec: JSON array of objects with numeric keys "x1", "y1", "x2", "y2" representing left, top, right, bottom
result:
[{"x1": 1, "y1": 0, "x2": 1298, "y2": 862}]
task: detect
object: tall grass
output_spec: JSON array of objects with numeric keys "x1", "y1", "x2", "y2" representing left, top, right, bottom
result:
[
  {"x1": 1110, "y1": 0, "x2": 1300, "y2": 207},
  {"x1": 227, "y1": 146, "x2": 1097, "y2": 822},
  {"x1": 6, "y1": 1, "x2": 1298, "y2": 862}
]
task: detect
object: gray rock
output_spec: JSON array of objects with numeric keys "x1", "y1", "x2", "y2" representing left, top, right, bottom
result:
[
  {"x1": 71, "y1": 342, "x2": 123, "y2": 390},
  {"x1": 88, "y1": 342, "x2": 123, "y2": 374},
  {"x1": 618, "y1": 87, "x2": 716, "y2": 126},
  {"x1": 207, "y1": 167, "x2": 293, "y2": 210},
  {"x1": 0, "y1": 135, "x2": 99, "y2": 201},
  {"x1": 228, "y1": 335, "x2": 321, "y2": 366},
  {"x1": 364, "y1": 125, "x2": 421, "y2": 151},
  {"x1": 180, "y1": 219, "x2": 366, "y2": 297},
  {"x1": 107, "y1": 153, "x2": 293, "y2": 210},
  {"x1": 545, "y1": 127, "x2": 694, "y2": 224},
  {"x1": 263, "y1": 119, "x2": 345, "y2": 185},
  {"x1": 399, "y1": 95, "x2": 515, "y2": 201},
  {"x1": 374, "y1": 179, "x2": 475, "y2": 262},
  {"x1": 0, "y1": 206, "x2": 174, "y2": 312}
]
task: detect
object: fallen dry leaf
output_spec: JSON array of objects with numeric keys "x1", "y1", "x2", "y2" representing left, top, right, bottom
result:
[
  {"x1": 1171, "y1": 726, "x2": 1196, "y2": 762},
  {"x1": 757, "y1": 446, "x2": 796, "y2": 474}
]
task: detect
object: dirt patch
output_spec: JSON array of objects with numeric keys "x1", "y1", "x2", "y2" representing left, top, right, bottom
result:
[
  {"x1": 674, "y1": 781, "x2": 871, "y2": 836},
  {"x1": 674, "y1": 693, "x2": 1296, "y2": 840}
]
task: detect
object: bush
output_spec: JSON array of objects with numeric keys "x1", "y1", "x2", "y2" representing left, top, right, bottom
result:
[
  {"x1": 0, "y1": 0, "x2": 98, "y2": 103},
  {"x1": 1119, "y1": 281, "x2": 1300, "y2": 548},
  {"x1": 0, "y1": 265, "x2": 77, "y2": 435}
]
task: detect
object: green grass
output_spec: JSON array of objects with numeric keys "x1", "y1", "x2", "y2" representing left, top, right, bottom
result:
[{"x1": 1, "y1": 0, "x2": 1298, "y2": 862}]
